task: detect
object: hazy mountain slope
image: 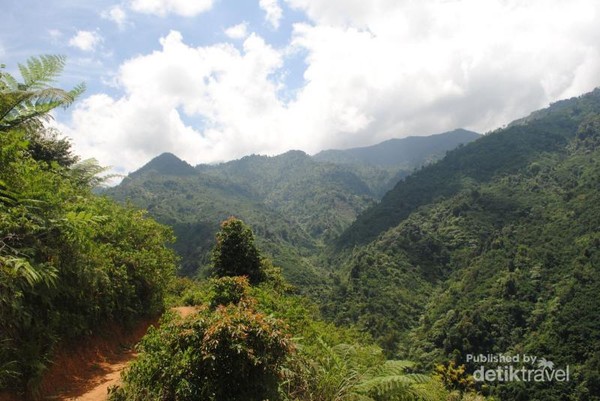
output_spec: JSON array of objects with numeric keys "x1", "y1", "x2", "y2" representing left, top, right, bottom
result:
[
  {"x1": 313, "y1": 129, "x2": 480, "y2": 167},
  {"x1": 337, "y1": 90, "x2": 600, "y2": 248},
  {"x1": 197, "y1": 151, "x2": 377, "y2": 241}
]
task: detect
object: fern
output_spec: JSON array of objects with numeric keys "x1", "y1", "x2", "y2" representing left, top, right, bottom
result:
[
  {"x1": 0, "y1": 55, "x2": 85, "y2": 132},
  {"x1": 305, "y1": 338, "x2": 438, "y2": 401},
  {"x1": 69, "y1": 158, "x2": 119, "y2": 188},
  {"x1": 0, "y1": 256, "x2": 57, "y2": 288},
  {"x1": 0, "y1": 179, "x2": 18, "y2": 206},
  {"x1": 354, "y1": 360, "x2": 433, "y2": 401}
]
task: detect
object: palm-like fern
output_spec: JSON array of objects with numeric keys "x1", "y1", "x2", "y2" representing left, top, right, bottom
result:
[
  {"x1": 303, "y1": 340, "x2": 445, "y2": 401},
  {"x1": 353, "y1": 360, "x2": 440, "y2": 401},
  {"x1": 0, "y1": 55, "x2": 85, "y2": 132}
]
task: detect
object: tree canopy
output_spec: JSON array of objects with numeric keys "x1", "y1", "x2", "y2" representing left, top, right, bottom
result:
[{"x1": 211, "y1": 217, "x2": 264, "y2": 284}]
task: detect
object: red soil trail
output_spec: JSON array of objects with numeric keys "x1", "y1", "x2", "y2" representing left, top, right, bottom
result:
[
  {"x1": 40, "y1": 318, "x2": 157, "y2": 401},
  {"x1": 0, "y1": 307, "x2": 199, "y2": 401}
]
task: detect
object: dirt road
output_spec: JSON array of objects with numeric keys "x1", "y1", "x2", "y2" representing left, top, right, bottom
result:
[{"x1": 40, "y1": 307, "x2": 198, "y2": 401}]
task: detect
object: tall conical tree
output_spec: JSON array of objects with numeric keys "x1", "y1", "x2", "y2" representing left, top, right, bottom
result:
[{"x1": 211, "y1": 217, "x2": 264, "y2": 284}]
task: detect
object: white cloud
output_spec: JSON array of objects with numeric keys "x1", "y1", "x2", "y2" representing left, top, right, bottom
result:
[
  {"x1": 129, "y1": 0, "x2": 213, "y2": 17},
  {"x1": 102, "y1": 5, "x2": 128, "y2": 29},
  {"x1": 259, "y1": 0, "x2": 283, "y2": 29},
  {"x1": 60, "y1": 31, "x2": 287, "y2": 173},
  {"x1": 59, "y1": 1, "x2": 600, "y2": 176},
  {"x1": 284, "y1": 0, "x2": 600, "y2": 143},
  {"x1": 225, "y1": 22, "x2": 249, "y2": 40},
  {"x1": 68, "y1": 30, "x2": 102, "y2": 52}
]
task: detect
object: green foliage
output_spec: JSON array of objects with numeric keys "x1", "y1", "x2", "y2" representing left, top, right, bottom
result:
[
  {"x1": 208, "y1": 275, "x2": 251, "y2": 308},
  {"x1": 0, "y1": 57, "x2": 177, "y2": 395},
  {"x1": 434, "y1": 361, "x2": 475, "y2": 393},
  {"x1": 338, "y1": 90, "x2": 600, "y2": 248},
  {"x1": 294, "y1": 341, "x2": 440, "y2": 401},
  {"x1": 114, "y1": 219, "x2": 454, "y2": 401},
  {"x1": 25, "y1": 127, "x2": 79, "y2": 167},
  {"x1": 211, "y1": 217, "x2": 265, "y2": 284},
  {"x1": 115, "y1": 281, "x2": 451, "y2": 401}
]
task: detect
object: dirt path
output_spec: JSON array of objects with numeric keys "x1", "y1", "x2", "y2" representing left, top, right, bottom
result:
[
  {"x1": 39, "y1": 307, "x2": 199, "y2": 401},
  {"x1": 46, "y1": 350, "x2": 134, "y2": 401}
]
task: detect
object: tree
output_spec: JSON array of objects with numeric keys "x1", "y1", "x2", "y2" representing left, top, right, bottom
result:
[
  {"x1": 211, "y1": 217, "x2": 264, "y2": 284},
  {"x1": 26, "y1": 127, "x2": 79, "y2": 167}
]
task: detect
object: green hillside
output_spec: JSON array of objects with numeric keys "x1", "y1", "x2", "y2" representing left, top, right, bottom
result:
[
  {"x1": 326, "y1": 90, "x2": 600, "y2": 400},
  {"x1": 0, "y1": 56, "x2": 177, "y2": 396},
  {"x1": 338, "y1": 90, "x2": 600, "y2": 248}
]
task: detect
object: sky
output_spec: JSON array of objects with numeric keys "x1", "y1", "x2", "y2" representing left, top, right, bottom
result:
[{"x1": 3, "y1": 0, "x2": 600, "y2": 175}]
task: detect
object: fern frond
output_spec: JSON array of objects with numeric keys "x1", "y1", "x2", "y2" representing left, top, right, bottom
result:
[
  {"x1": 346, "y1": 393, "x2": 376, "y2": 401},
  {"x1": 366, "y1": 360, "x2": 415, "y2": 378},
  {"x1": 0, "y1": 179, "x2": 19, "y2": 206},
  {"x1": 354, "y1": 374, "x2": 427, "y2": 394},
  {"x1": 70, "y1": 158, "x2": 119, "y2": 188},
  {"x1": 0, "y1": 55, "x2": 85, "y2": 132},
  {"x1": 18, "y1": 55, "x2": 66, "y2": 89},
  {"x1": 0, "y1": 256, "x2": 58, "y2": 288}
]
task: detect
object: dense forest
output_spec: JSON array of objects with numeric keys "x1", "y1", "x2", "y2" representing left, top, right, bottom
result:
[
  {"x1": 107, "y1": 130, "x2": 479, "y2": 286},
  {"x1": 326, "y1": 90, "x2": 600, "y2": 400},
  {"x1": 2, "y1": 55, "x2": 599, "y2": 401}
]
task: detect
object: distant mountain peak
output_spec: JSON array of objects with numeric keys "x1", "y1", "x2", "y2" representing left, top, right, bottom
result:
[
  {"x1": 313, "y1": 129, "x2": 480, "y2": 167},
  {"x1": 130, "y1": 152, "x2": 196, "y2": 177}
]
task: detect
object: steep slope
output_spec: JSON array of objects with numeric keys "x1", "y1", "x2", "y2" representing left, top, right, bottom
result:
[
  {"x1": 314, "y1": 128, "x2": 480, "y2": 168},
  {"x1": 326, "y1": 91, "x2": 600, "y2": 400},
  {"x1": 197, "y1": 151, "x2": 377, "y2": 241},
  {"x1": 338, "y1": 90, "x2": 600, "y2": 248}
]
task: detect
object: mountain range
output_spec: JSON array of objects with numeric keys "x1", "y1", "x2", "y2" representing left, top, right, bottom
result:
[{"x1": 108, "y1": 129, "x2": 479, "y2": 281}]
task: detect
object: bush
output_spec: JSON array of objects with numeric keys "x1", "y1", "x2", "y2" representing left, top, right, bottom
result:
[{"x1": 112, "y1": 299, "x2": 294, "y2": 400}]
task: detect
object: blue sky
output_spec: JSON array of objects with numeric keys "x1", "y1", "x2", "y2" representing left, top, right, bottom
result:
[{"x1": 3, "y1": 0, "x2": 600, "y2": 175}]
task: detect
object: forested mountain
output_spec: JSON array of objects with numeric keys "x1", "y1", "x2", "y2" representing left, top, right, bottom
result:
[
  {"x1": 108, "y1": 130, "x2": 476, "y2": 283},
  {"x1": 327, "y1": 89, "x2": 600, "y2": 400},
  {"x1": 4, "y1": 54, "x2": 599, "y2": 401},
  {"x1": 338, "y1": 91, "x2": 600, "y2": 248}
]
